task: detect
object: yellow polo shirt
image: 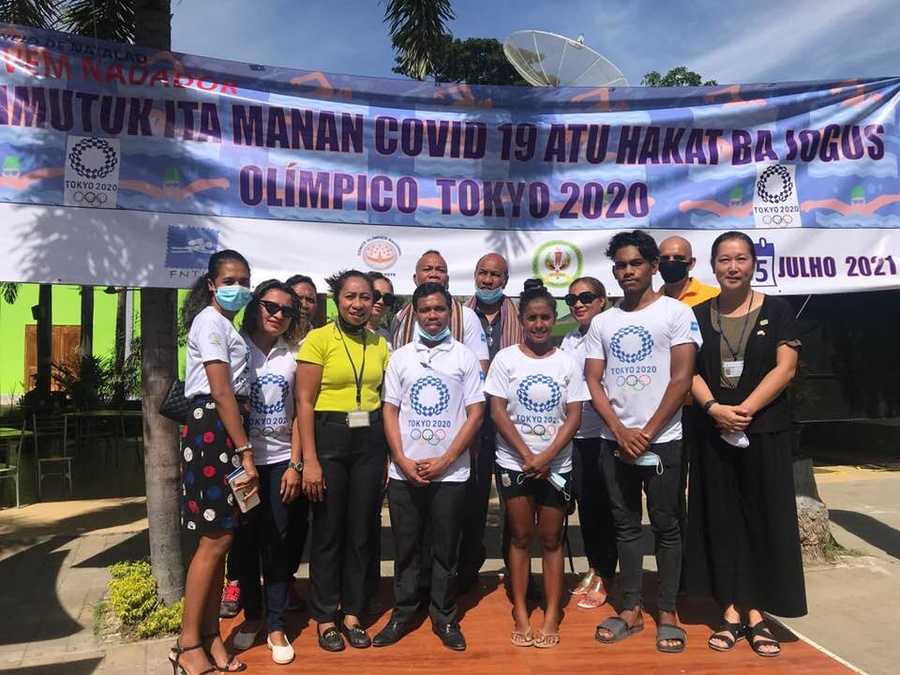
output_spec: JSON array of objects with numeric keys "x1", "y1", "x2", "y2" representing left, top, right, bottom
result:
[{"x1": 677, "y1": 277, "x2": 719, "y2": 307}]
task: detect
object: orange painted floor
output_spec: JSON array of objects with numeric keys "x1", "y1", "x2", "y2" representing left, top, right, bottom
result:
[{"x1": 219, "y1": 573, "x2": 853, "y2": 674}]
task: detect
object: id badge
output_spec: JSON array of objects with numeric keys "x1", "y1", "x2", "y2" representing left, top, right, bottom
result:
[
  {"x1": 722, "y1": 359, "x2": 744, "y2": 379},
  {"x1": 346, "y1": 410, "x2": 371, "y2": 428}
]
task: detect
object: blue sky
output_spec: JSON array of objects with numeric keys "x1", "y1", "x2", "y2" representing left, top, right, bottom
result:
[{"x1": 171, "y1": 0, "x2": 900, "y2": 85}]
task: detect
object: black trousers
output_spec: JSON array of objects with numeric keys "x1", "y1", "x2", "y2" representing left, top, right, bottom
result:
[
  {"x1": 601, "y1": 439, "x2": 682, "y2": 613},
  {"x1": 388, "y1": 478, "x2": 466, "y2": 626},
  {"x1": 309, "y1": 414, "x2": 388, "y2": 623},
  {"x1": 457, "y1": 424, "x2": 497, "y2": 580},
  {"x1": 234, "y1": 461, "x2": 309, "y2": 632},
  {"x1": 572, "y1": 437, "x2": 618, "y2": 577}
]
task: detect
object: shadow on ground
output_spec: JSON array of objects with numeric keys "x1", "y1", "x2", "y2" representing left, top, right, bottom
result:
[{"x1": 830, "y1": 509, "x2": 900, "y2": 560}]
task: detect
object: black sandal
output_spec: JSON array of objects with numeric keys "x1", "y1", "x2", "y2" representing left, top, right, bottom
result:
[
  {"x1": 708, "y1": 621, "x2": 745, "y2": 652},
  {"x1": 169, "y1": 640, "x2": 217, "y2": 675},
  {"x1": 201, "y1": 632, "x2": 247, "y2": 672},
  {"x1": 748, "y1": 622, "x2": 781, "y2": 657}
]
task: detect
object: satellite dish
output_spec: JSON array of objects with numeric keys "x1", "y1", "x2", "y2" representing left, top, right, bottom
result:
[{"x1": 503, "y1": 30, "x2": 628, "y2": 87}]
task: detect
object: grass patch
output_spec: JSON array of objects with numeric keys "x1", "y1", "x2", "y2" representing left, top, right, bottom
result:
[{"x1": 94, "y1": 559, "x2": 183, "y2": 641}]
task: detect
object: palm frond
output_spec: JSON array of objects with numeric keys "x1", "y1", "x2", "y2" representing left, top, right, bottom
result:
[
  {"x1": 383, "y1": 0, "x2": 454, "y2": 81},
  {"x1": 1, "y1": 281, "x2": 19, "y2": 304},
  {"x1": 0, "y1": 0, "x2": 60, "y2": 29},
  {"x1": 61, "y1": 0, "x2": 135, "y2": 44}
]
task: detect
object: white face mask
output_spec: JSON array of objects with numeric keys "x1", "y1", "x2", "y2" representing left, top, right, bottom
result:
[
  {"x1": 633, "y1": 451, "x2": 664, "y2": 475},
  {"x1": 415, "y1": 321, "x2": 451, "y2": 343}
]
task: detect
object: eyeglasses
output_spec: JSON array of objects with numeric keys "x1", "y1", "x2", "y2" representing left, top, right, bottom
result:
[
  {"x1": 373, "y1": 290, "x2": 396, "y2": 308},
  {"x1": 260, "y1": 299, "x2": 298, "y2": 318},
  {"x1": 564, "y1": 292, "x2": 601, "y2": 307}
]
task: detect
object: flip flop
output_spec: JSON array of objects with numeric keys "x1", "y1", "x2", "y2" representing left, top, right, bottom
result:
[
  {"x1": 708, "y1": 621, "x2": 745, "y2": 652},
  {"x1": 656, "y1": 624, "x2": 687, "y2": 653},
  {"x1": 748, "y1": 622, "x2": 781, "y2": 657},
  {"x1": 595, "y1": 616, "x2": 644, "y2": 644},
  {"x1": 577, "y1": 577, "x2": 608, "y2": 609},
  {"x1": 533, "y1": 629, "x2": 560, "y2": 649},
  {"x1": 510, "y1": 627, "x2": 534, "y2": 647}
]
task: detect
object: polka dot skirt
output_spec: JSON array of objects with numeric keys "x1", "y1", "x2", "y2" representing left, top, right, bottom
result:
[{"x1": 180, "y1": 397, "x2": 251, "y2": 533}]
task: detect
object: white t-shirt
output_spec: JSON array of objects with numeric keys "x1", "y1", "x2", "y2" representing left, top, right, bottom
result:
[
  {"x1": 184, "y1": 306, "x2": 250, "y2": 399},
  {"x1": 585, "y1": 295, "x2": 702, "y2": 443},
  {"x1": 244, "y1": 334, "x2": 296, "y2": 466},
  {"x1": 560, "y1": 327, "x2": 605, "y2": 439},
  {"x1": 382, "y1": 337, "x2": 484, "y2": 482},
  {"x1": 394, "y1": 304, "x2": 489, "y2": 362},
  {"x1": 484, "y1": 345, "x2": 590, "y2": 473}
]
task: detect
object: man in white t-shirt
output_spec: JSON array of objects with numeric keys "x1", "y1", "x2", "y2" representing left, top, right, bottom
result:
[
  {"x1": 585, "y1": 230, "x2": 701, "y2": 653},
  {"x1": 375, "y1": 283, "x2": 484, "y2": 652}
]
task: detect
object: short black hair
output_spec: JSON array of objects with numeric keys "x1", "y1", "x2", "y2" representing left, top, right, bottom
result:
[
  {"x1": 325, "y1": 269, "x2": 373, "y2": 296},
  {"x1": 710, "y1": 231, "x2": 757, "y2": 264},
  {"x1": 518, "y1": 285, "x2": 557, "y2": 318},
  {"x1": 412, "y1": 282, "x2": 451, "y2": 311},
  {"x1": 605, "y1": 230, "x2": 660, "y2": 262}
]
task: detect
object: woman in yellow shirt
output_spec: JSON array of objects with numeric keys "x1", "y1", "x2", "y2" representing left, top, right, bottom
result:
[{"x1": 295, "y1": 270, "x2": 391, "y2": 652}]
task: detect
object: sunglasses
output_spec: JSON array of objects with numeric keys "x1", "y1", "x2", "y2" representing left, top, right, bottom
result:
[
  {"x1": 564, "y1": 292, "x2": 601, "y2": 307},
  {"x1": 260, "y1": 299, "x2": 298, "y2": 318},
  {"x1": 373, "y1": 290, "x2": 396, "y2": 308}
]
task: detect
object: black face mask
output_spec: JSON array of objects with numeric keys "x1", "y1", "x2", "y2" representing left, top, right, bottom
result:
[{"x1": 658, "y1": 260, "x2": 690, "y2": 283}]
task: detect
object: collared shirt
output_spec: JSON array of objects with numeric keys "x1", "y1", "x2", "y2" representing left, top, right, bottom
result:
[
  {"x1": 473, "y1": 306, "x2": 502, "y2": 362},
  {"x1": 673, "y1": 277, "x2": 719, "y2": 308},
  {"x1": 382, "y1": 337, "x2": 484, "y2": 483}
]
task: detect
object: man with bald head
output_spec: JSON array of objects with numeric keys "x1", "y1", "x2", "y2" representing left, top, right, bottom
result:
[
  {"x1": 457, "y1": 253, "x2": 524, "y2": 593},
  {"x1": 658, "y1": 236, "x2": 719, "y2": 307}
]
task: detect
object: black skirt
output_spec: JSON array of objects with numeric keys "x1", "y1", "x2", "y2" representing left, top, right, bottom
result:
[{"x1": 685, "y1": 427, "x2": 808, "y2": 617}]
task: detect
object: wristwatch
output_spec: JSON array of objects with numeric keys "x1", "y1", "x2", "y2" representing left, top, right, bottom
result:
[{"x1": 288, "y1": 460, "x2": 303, "y2": 474}]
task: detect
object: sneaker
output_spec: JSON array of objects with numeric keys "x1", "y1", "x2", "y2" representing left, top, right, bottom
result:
[{"x1": 219, "y1": 580, "x2": 241, "y2": 619}]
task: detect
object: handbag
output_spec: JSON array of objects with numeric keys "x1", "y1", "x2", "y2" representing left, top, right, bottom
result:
[{"x1": 159, "y1": 379, "x2": 192, "y2": 424}]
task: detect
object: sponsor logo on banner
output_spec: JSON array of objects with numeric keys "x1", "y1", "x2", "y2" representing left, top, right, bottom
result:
[
  {"x1": 753, "y1": 237, "x2": 778, "y2": 287},
  {"x1": 532, "y1": 240, "x2": 583, "y2": 288},
  {"x1": 64, "y1": 136, "x2": 120, "y2": 208},
  {"x1": 358, "y1": 236, "x2": 401, "y2": 270},
  {"x1": 753, "y1": 164, "x2": 800, "y2": 228},
  {"x1": 166, "y1": 225, "x2": 219, "y2": 269}
]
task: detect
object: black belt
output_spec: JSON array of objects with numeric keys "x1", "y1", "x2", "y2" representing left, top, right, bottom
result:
[{"x1": 314, "y1": 409, "x2": 382, "y2": 424}]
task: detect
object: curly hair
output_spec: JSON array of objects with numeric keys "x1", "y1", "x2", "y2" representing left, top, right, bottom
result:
[{"x1": 605, "y1": 230, "x2": 660, "y2": 262}]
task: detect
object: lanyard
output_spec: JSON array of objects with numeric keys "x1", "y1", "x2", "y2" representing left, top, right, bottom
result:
[
  {"x1": 337, "y1": 324, "x2": 367, "y2": 408},
  {"x1": 715, "y1": 291, "x2": 754, "y2": 360}
]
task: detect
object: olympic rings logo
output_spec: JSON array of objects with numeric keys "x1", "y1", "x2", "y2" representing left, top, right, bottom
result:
[
  {"x1": 73, "y1": 191, "x2": 109, "y2": 205},
  {"x1": 519, "y1": 422, "x2": 556, "y2": 441},
  {"x1": 248, "y1": 425, "x2": 290, "y2": 438},
  {"x1": 761, "y1": 214, "x2": 793, "y2": 225},
  {"x1": 616, "y1": 374, "x2": 652, "y2": 391},
  {"x1": 410, "y1": 428, "x2": 447, "y2": 445}
]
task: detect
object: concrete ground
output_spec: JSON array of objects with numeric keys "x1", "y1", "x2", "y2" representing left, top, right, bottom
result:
[{"x1": 0, "y1": 467, "x2": 897, "y2": 674}]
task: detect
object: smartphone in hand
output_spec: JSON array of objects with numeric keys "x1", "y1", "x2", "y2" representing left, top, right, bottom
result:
[{"x1": 226, "y1": 466, "x2": 260, "y2": 513}]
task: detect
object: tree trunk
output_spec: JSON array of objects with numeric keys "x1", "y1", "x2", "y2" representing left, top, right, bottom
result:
[
  {"x1": 133, "y1": 0, "x2": 181, "y2": 604},
  {"x1": 80, "y1": 285, "x2": 94, "y2": 367},
  {"x1": 35, "y1": 284, "x2": 53, "y2": 398}
]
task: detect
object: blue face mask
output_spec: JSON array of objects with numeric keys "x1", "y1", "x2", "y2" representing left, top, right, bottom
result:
[
  {"x1": 215, "y1": 285, "x2": 252, "y2": 311},
  {"x1": 475, "y1": 286, "x2": 504, "y2": 304},
  {"x1": 415, "y1": 322, "x2": 451, "y2": 343}
]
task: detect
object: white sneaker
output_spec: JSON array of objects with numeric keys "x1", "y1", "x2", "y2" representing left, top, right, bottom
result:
[
  {"x1": 233, "y1": 623, "x2": 263, "y2": 651},
  {"x1": 268, "y1": 634, "x2": 295, "y2": 664}
]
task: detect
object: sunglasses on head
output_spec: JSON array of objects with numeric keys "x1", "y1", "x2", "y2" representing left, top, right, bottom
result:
[
  {"x1": 373, "y1": 290, "x2": 396, "y2": 308},
  {"x1": 260, "y1": 299, "x2": 298, "y2": 318},
  {"x1": 564, "y1": 292, "x2": 601, "y2": 307}
]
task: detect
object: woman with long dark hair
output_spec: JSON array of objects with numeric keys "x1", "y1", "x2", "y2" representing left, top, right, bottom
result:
[
  {"x1": 170, "y1": 250, "x2": 258, "y2": 675},
  {"x1": 484, "y1": 284, "x2": 590, "y2": 649},
  {"x1": 295, "y1": 270, "x2": 391, "y2": 652},
  {"x1": 229, "y1": 280, "x2": 306, "y2": 665},
  {"x1": 687, "y1": 231, "x2": 807, "y2": 657}
]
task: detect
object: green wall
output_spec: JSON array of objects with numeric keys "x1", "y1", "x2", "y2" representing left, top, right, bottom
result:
[{"x1": 0, "y1": 284, "x2": 125, "y2": 399}]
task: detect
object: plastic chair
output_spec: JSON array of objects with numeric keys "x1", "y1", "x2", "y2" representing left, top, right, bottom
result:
[
  {"x1": 0, "y1": 419, "x2": 25, "y2": 508},
  {"x1": 32, "y1": 413, "x2": 75, "y2": 498}
]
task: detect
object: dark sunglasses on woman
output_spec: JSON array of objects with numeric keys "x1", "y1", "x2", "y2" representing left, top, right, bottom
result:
[
  {"x1": 564, "y1": 292, "x2": 601, "y2": 307},
  {"x1": 373, "y1": 290, "x2": 396, "y2": 308},
  {"x1": 260, "y1": 299, "x2": 298, "y2": 318}
]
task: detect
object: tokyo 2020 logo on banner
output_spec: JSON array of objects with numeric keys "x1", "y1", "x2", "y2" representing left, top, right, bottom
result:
[
  {"x1": 64, "y1": 136, "x2": 121, "y2": 208},
  {"x1": 516, "y1": 374, "x2": 561, "y2": 413},
  {"x1": 532, "y1": 240, "x2": 583, "y2": 288},
  {"x1": 753, "y1": 163, "x2": 800, "y2": 229},
  {"x1": 410, "y1": 375, "x2": 450, "y2": 417}
]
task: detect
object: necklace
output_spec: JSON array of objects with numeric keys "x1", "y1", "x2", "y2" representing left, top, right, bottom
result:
[{"x1": 716, "y1": 290, "x2": 754, "y2": 360}]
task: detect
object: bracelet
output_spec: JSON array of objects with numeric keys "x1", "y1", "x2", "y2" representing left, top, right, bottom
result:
[
  {"x1": 702, "y1": 399, "x2": 717, "y2": 413},
  {"x1": 235, "y1": 443, "x2": 253, "y2": 453}
]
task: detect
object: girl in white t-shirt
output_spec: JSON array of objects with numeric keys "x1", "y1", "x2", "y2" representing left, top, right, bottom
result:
[
  {"x1": 172, "y1": 250, "x2": 258, "y2": 675},
  {"x1": 484, "y1": 283, "x2": 590, "y2": 650}
]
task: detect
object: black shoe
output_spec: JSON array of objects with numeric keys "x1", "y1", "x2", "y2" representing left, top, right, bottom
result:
[
  {"x1": 372, "y1": 620, "x2": 408, "y2": 648},
  {"x1": 432, "y1": 622, "x2": 466, "y2": 651},
  {"x1": 342, "y1": 623, "x2": 371, "y2": 649},
  {"x1": 317, "y1": 626, "x2": 345, "y2": 652}
]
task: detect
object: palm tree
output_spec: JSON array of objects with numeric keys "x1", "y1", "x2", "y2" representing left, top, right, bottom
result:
[{"x1": 383, "y1": 0, "x2": 455, "y2": 80}]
